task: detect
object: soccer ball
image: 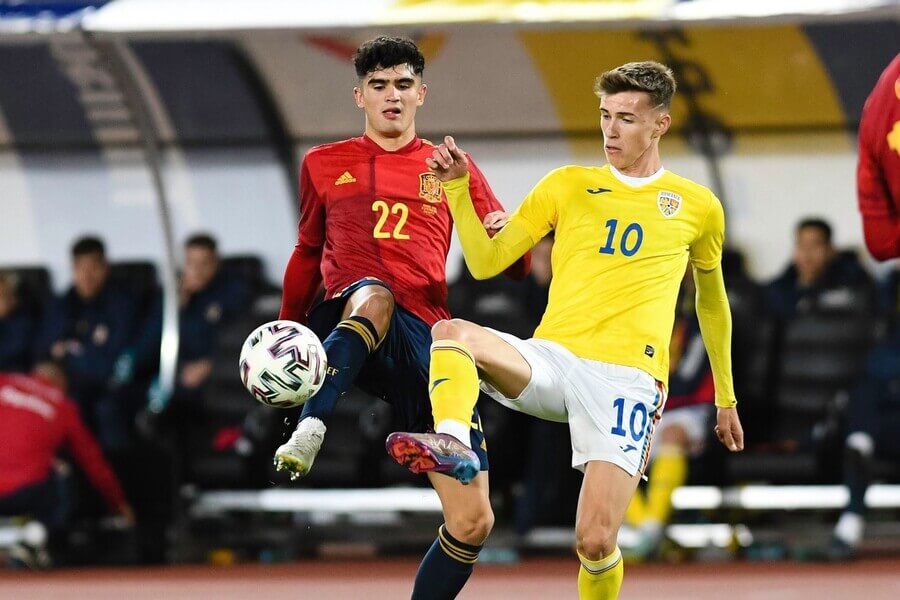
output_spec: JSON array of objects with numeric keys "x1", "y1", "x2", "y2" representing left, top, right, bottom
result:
[{"x1": 239, "y1": 320, "x2": 328, "y2": 408}]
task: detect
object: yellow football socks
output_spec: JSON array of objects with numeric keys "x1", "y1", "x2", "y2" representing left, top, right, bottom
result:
[
  {"x1": 430, "y1": 340, "x2": 479, "y2": 446},
  {"x1": 624, "y1": 489, "x2": 647, "y2": 527},
  {"x1": 645, "y1": 447, "x2": 688, "y2": 525},
  {"x1": 577, "y1": 547, "x2": 624, "y2": 599}
]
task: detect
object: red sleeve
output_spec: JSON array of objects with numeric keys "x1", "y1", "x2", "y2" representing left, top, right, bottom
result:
[
  {"x1": 857, "y1": 56, "x2": 900, "y2": 262},
  {"x1": 280, "y1": 157, "x2": 325, "y2": 322},
  {"x1": 465, "y1": 157, "x2": 531, "y2": 280},
  {"x1": 63, "y1": 402, "x2": 126, "y2": 511}
]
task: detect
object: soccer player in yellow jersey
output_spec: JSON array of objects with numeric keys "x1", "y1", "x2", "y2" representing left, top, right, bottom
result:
[{"x1": 386, "y1": 61, "x2": 744, "y2": 599}]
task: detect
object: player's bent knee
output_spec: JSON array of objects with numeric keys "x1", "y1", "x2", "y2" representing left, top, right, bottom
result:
[
  {"x1": 576, "y1": 526, "x2": 618, "y2": 560},
  {"x1": 350, "y1": 286, "x2": 395, "y2": 331},
  {"x1": 446, "y1": 506, "x2": 495, "y2": 546},
  {"x1": 431, "y1": 318, "x2": 471, "y2": 343}
]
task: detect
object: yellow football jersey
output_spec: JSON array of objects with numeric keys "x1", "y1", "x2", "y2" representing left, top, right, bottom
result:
[{"x1": 511, "y1": 164, "x2": 725, "y2": 385}]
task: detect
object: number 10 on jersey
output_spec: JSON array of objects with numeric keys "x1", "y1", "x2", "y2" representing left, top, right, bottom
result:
[{"x1": 599, "y1": 219, "x2": 643, "y2": 256}]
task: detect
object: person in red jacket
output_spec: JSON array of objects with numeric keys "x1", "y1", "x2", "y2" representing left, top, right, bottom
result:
[
  {"x1": 0, "y1": 361, "x2": 134, "y2": 537},
  {"x1": 273, "y1": 36, "x2": 528, "y2": 599},
  {"x1": 857, "y1": 53, "x2": 900, "y2": 260}
]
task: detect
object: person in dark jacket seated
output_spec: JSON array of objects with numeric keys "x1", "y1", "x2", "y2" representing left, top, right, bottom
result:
[
  {"x1": 0, "y1": 272, "x2": 36, "y2": 373},
  {"x1": 763, "y1": 218, "x2": 872, "y2": 319},
  {"x1": 36, "y1": 237, "x2": 138, "y2": 451},
  {"x1": 829, "y1": 269, "x2": 900, "y2": 559},
  {"x1": 130, "y1": 233, "x2": 251, "y2": 410}
]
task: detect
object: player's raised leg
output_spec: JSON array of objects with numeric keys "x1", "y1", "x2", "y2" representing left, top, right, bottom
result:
[
  {"x1": 576, "y1": 461, "x2": 642, "y2": 599},
  {"x1": 275, "y1": 282, "x2": 393, "y2": 479},
  {"x1": 386, "y1": 318, "x2": 531, "y2": 483},
  {"x1": 409, "y1": 471, "x2": 493, "y2": 600}
]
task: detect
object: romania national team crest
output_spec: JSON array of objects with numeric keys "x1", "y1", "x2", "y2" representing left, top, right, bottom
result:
[
  {"x1": 657, "y1": 191, "x2": 682, "y2": 218},
  {"x1": 419, "y1": 172, "x2": 443, "y2": 204}
]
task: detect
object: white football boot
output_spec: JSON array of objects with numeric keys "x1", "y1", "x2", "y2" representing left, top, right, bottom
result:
[{"x1": 273, "y1": 417, "x2": 326, "y2": 480}]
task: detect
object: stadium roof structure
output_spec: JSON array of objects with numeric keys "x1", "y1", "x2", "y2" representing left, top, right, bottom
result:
[
  {"x1": 81, "y1": 0, "x2": 900, "y2": 33},
  {"x1": 0, "y1": 0, "x2": 894, "y2": 36}
]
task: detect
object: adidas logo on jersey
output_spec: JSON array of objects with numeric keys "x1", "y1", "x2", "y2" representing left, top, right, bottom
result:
[{"x1": 334, "y1": 171, "x2": 356, "y2": 186}]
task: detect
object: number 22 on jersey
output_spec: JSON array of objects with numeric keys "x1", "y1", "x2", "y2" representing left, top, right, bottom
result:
[{"x1": 372, "y1": 200, "x2": 410, "y2": 240}]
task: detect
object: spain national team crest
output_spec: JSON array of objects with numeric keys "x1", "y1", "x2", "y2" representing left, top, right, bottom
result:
[
  {"x1": 419, "y1": 172, "x2": 443, "y2": 204},
  {"x1": 657, "y1": 191, "x2": 682, "y2": 218}
]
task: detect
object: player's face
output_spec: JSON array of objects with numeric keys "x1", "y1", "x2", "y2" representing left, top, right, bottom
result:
[
  {"x1": 793, "y1": 226, "x2": 834, "y2": 284},
  {"x1": 182, "y1": 246, "x2": 218, "y2": 295},
  {"x1": 599, "y1": 91, "x2": 670, "y2": 175},
  {"x1": 354, "y1": 64, "x2": 426, "y2": 142},
  {"x1": 72, "y1": 252, "x2": 108, "y2": 300}
]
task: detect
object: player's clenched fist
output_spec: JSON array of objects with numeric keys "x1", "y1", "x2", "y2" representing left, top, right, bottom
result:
[{"x1": 426, "y1": 135, "x2": 470, "y2": 181}]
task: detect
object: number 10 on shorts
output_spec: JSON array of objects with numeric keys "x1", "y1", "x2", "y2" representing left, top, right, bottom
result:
[{"x1": 610, "y1": 397, "x2": 648, "y2": 442}]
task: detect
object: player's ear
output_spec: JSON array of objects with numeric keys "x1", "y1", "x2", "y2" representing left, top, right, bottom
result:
[
  {"x1": 417, "y1": 83, "x2": 427, "y2": 106},
  {"x1": 654, "y1": 112, "x2": 671, "y2": 138},
  {"x1": 353, "y1": 86, "x2": 364, "y2": 109}
]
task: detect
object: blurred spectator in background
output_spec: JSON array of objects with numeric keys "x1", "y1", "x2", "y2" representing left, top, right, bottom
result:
[
  {"x1": 0, "y1": 361, "x2": 134, "y2": 567},
  {"x1": 36, "y1": 237, "x2": 138, "y2": 452},
  {"x1": 763, "y1": 218, "x2": 872, "y2": 319},
  {"x1": 829, "y1": 266, "x2": 900, "y2": 559},
  {"x1": 130, "y1": 233, "x2": 251, "y2": 411},
  {"x1": 0, "y1": 272, "x2": 35, "y2": 373},
  {"x1": 174, "y1": 234, "x2": 250, "y2": 399},
  {"x1": 856, "y1": 53, "x2": 900, "y2": 261},
  {"x1": 624, "y1": 268, "x2": 714, "y2": 559}
]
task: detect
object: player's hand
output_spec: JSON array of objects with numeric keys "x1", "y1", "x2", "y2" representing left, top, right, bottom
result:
[
  {"x1": 483, "y1": 211, "x2": 509, "y2": 232},
  {"x1": 180, "y1": 358, "x2": 213, "y2": 389},
  {"x1": 117, "y1": 503, "x2": 136, "y2": 528},
  {"x1": 715, "y1": 407, "x2": 744, "y2": 452},
  {"x1": 426, "y1": 135, "x2": 469, "y2": 181}
]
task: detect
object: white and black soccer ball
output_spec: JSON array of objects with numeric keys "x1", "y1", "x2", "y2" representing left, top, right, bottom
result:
[{"x1": 239, "y1": 320, "x2": 328, "y2": 408}]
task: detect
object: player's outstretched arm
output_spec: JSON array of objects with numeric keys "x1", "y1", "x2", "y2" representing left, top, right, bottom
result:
[
  {"x1": 428, "y1": 136, "x2": 535, "y2": 279},
  {"x1": 693, "y1": 264, "x2": 744, "y2": 452}
]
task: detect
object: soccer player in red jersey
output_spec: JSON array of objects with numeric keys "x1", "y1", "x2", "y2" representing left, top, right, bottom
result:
[
  {"x1": 857, "y1": 53, "x2": 900, "y2": 260},
  {"x1": 273, "y1": 37, "x2": 528, "y2": 599}
]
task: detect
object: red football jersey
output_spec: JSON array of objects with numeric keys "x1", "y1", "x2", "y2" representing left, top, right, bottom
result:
[
  {"x1": 0, "y1": 373, "x2": 126, "y2": 511},
  {"x1": 857, "y1": 53, "x2": 900, "y2": 260},
  {"x1": 280, "y1": 135, "x2": 528, "y2": 326}
]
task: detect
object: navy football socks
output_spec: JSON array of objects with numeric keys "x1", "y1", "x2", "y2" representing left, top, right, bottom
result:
[
  {"x1": 299, "y1": 316, "x2": 378, "y2": 425},
  {"x1": 411, "y1": 524, "x2": 482, "y2": 600}
]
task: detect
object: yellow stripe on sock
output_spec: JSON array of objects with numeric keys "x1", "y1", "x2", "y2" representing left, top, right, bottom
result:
[
  {"x1": 438, "y1": 526, "x2": 478, "y2": 562},
  {"x1": 439, "y1": 538, "x2": 478, "y2": 564},
  {"x1": 336, "y1": 320, "x2": 376, "y2": 352}
]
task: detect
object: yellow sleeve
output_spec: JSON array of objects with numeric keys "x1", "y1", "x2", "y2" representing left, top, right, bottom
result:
[
  {"x1": 444, "y1": 174, "x2": 538, "y2": 280},
  {"x1": 693, "y1": 264, "x2": 737, "y2": 408},
  {"x1": 690, "y1": 191, "x2": 725, "y2": 270}
]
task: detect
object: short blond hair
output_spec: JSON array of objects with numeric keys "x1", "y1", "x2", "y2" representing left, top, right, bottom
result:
[{"x1": 594, "y1": 61, "x2": 676, "y2": 110}]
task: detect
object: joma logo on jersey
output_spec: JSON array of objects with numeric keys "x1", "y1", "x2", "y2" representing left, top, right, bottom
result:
[
  {"x1": 657, "y1": 191, "x2": 682, "y2": 218},
  {"x1": 419, "y1": 173, "x2": 443, "y2": 203}
]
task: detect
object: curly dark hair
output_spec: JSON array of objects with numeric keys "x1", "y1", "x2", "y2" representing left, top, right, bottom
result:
[
  {"x1": 594, "y1": 61, "x2": 677, "y2": 110},
  {"x1": 353, "y1": 36, "x2": 425, "y2": 79}
]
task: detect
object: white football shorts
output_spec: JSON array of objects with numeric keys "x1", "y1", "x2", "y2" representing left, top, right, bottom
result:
[{"x1": 479, "y1": 329, "x2": 666, "y2": 476}]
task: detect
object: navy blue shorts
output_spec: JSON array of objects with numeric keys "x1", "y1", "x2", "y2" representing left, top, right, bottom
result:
[{"x1": 307, "y1": 279, "x2": 489, "y2": 470}]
